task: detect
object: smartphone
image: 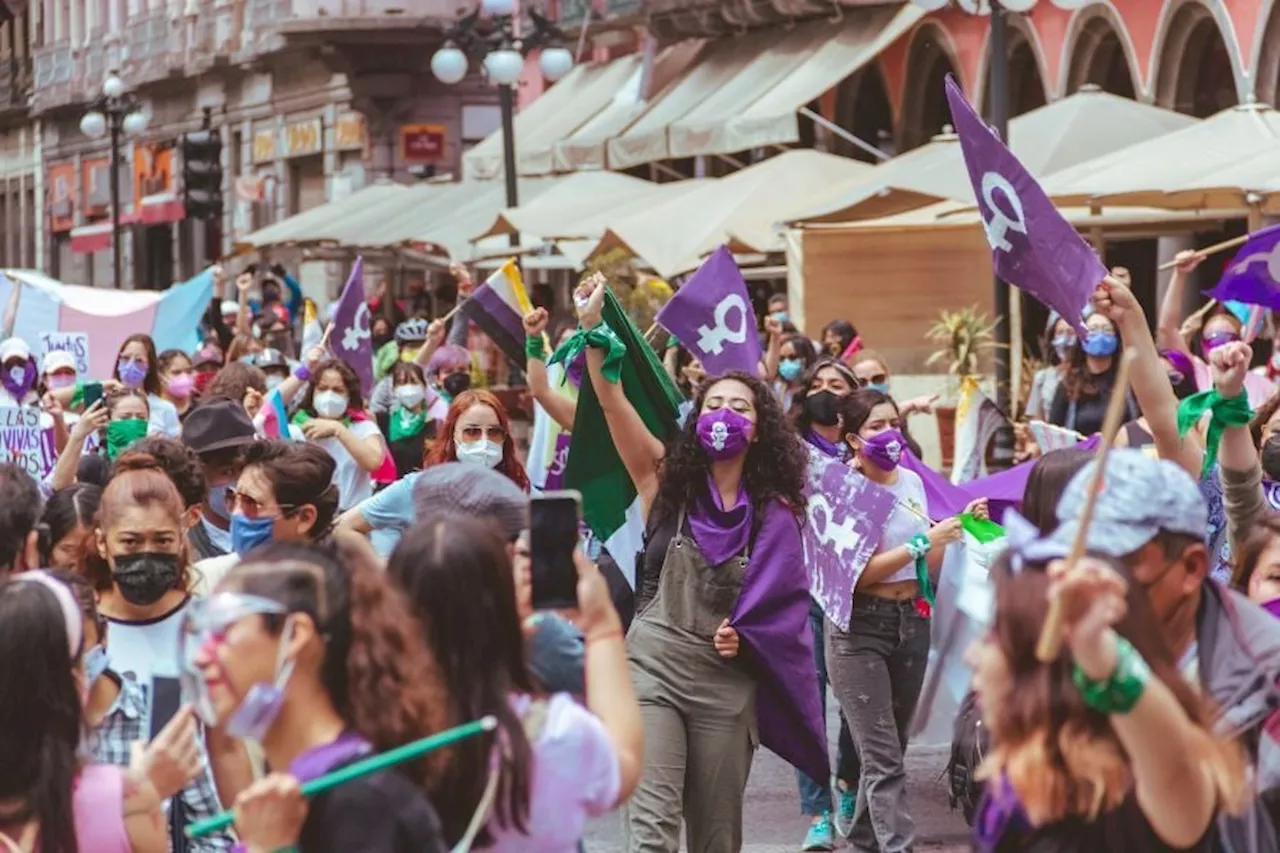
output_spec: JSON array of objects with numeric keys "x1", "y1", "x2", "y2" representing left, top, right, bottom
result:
[
  {"x1": 149, "y1": 667, "x2": 184, "y2": 740},
  {"x1": 82, "y1": 380, "x2": 103, "y2": 409},
  {"x1": 530, "y1": 491, "x2": 582, "y2": 611}
]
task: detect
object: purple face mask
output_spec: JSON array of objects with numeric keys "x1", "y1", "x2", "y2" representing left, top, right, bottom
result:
[
  {"x1": 861, "y1": 428, "x2": 906, "y2": 472},
  {"x1": 1202, "y1": 331, "x2": 1239, "y2": 358},
  {"x1": 696, "y1": 408, "x2": 753, "y2": 461},
  {"x1": 118, "y1": 358, "x2": 148, "y2": 389},
  {"x1": 1, "y1": 359, "x2": 35, "y2": 399}
]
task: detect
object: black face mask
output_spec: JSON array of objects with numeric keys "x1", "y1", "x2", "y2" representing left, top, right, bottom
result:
[
  {"x1": 112, "y1": 552, "x2": 181, "y2": 606},
  {"x1": 372, "y1": 334, "x2": 393, "y2": 351},
  {"x1": 805, "y1": 390, "x2": 840, "y2": 427},
  {"x1": 442, "y1": 372, "x2": 471, "y2": 399}
]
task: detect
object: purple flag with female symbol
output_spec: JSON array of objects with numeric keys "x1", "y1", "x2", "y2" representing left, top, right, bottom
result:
[
  {"x1": 1207, "y1": 224, "x2": 1280, "y2": 311},
  {"x1": 329, "y1": 256, "x2": 374, "y2": 396},
  {"x1": 802, "y1": 445, "x2": 897, "y2": 630},
  {"x1": 656, "y1": 245, "x2": 763, "y2": 376},
  {"x1": 945, "y1": 76, "x2": 1104, "y2": 334}
]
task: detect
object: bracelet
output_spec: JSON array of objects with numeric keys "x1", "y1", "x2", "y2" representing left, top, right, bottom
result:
[
  {"x1": 587, "y1": 627, "x2": 625, "y2": 645},
  {"x1": 1072, "y1": 634, "x2": 1149, "y2": 715},
  {"x1": 525, "y1": 335, "x2": 547, "y2": 361},
  {"x1": 905, "y1": 533, "x2": 930, "y2": 561},
  {"x1": 292, "y1": 364, "x2": 311, "y2": 382},
  {"x1": 906, "y1": 533, "x2": 936, "y2": 608}
]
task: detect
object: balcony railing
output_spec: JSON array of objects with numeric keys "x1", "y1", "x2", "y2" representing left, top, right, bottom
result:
[
  {"x1": 32, "y1": 43, "x2": 74, "y2": 113},
  {"x1": 0, "y1": 59, "x2": 32, "y2": 113},
  {"x1": 558, "y1": 0, "x2": 644, "y2": 25}
]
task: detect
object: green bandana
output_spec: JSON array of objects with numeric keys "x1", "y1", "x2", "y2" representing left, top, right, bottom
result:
[
  {"x1": 549, "y1": 324, "x2": 626, "y2": 385},
  {"x1": 1176, "y1": 388, "x2": 1253, "y2": 478},
  {"x1": 389, "y1": 406, "x2": 427, "y2": 442},
  {"x1": 105, "y1": 418, "x2": 148, "y2": 460}
]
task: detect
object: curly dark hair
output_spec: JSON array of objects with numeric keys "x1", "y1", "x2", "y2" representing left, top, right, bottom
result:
[
  {"x1": 300, "y1": 359, "x2": 366, "y2": 416},
  {"x1": 652, "y1": 370, "x2": 807, "y2": 527},
  {"x1": 115, "y1": 437, "x2": 208, "y2": 510}
]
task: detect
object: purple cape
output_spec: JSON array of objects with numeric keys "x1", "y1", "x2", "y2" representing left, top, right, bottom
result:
[{"x1": 729, "y1": 498, "x2": 827, "y2": 784}]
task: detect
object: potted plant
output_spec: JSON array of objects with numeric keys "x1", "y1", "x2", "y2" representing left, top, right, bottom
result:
[{"x1": 924, "y1": 306, "x2": 997, "y2": 470}]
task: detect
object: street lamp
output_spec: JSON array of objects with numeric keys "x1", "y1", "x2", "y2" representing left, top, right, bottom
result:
[
  {"x1": 80, "y1": 71, "x2": 148, "y2": 289},
  {"x1": 908, "y1": 0, "x2": 1077, "y2": 468},
  {"x1": 431, "y1": 3, "x2": 573, "y2": 236}
]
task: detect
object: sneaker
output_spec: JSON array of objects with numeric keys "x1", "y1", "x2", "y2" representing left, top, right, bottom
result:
[
  {"x1": 834, "y1": 782, "x2": 856, "y2": 838},
  {"x1": 801, "y1": 813, "x2": 835, "y2": 851}
]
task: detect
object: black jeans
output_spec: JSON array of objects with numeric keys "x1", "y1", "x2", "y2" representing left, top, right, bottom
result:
[{"x1": 826, "y1": 595, "x2": 930, "y2": 853}]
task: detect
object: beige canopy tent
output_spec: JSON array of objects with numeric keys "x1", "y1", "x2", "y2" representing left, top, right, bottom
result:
[
  {"x1": 791, "y1": 86, "x2": 1196, "y2": 225},
  {"x1": 1042, "y1": 101, "x2": 1280, "y2": 226},
  {"x1": 470, "y1": 171, "x2": 663, "y2": 243},
  {"x1": 589, "y1": 149, "x2": 872, "y2": 278},
  {"x1": 233, "y1": 182, "x2": 407, "y2": 252},
  {"x1": 462, "y1": 54, "x2": 643, "y2": 181},
  {"x1": 605, "y1": 4, "x2": 923, "y2": 171}
]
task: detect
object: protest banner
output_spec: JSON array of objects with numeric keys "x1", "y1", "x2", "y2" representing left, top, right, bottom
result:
[
  {"x1": 657, "y1": 245, "x2": 762, "y2": 377},
  {"x1": 38, "y1": 331, "x2": 90, "y2": 375}
]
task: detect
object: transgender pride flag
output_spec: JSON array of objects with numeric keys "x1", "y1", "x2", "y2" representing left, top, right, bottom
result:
[{"x1": 0, "y1": 268, "x2": 215, "y2": 378}]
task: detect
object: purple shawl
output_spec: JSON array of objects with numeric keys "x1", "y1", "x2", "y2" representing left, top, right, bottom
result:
[{"x1": 729, "y1": 497, "x2": 827, "y2": 784}]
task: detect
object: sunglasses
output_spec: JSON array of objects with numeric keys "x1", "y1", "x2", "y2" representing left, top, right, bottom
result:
[{"x1": 857, "y1": 374, "x2": 888, "y2": 387}]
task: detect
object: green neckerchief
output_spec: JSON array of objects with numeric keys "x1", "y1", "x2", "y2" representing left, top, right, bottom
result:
[
  {"x1": 549, "y1": 323, "x2": 626, "y2": 384},
  {"x1": 105, "y1": 418, "x2": 148, "y2": 460},
  {"x1": 389, "y1": 405, "x2": 427, "y2": 442},
  {"x1": 291, "y1": 410, "x2": 352, "y2": 428},
  {"x1": 1177, "y1": 388, "x2": 1252, "y2": 478}
]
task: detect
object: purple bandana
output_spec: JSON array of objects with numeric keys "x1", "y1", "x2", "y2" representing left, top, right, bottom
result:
[
  {"x1": 688, "y1": 475, "x2": 753, "y2": 566},
  {"x1": 565, "y1": 351, "x2": 586, "y2": 389},
  {"x1": 1160, "y1": 348, "x2": 1195, "y2": 385},
  {"x1": 804, "y1": 427, "x2": 846, "y2": 460},
  {"x1": 1, "y1": 359, "x2": 34, "y2": 399},
  {"x1": 973, "y1": 772, "x2": 1031, "y2": 853}
]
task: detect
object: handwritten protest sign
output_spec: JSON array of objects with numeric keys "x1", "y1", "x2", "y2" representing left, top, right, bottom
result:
[
  {"x1": 38, "y1": 331, "x2": 90, "y2": 375},
  {"x1": 0, "y1": 406, "x2": 54, "y2": 478},
  {"x1": 802, "y1": 445, "x2": 896, "y2": 630}
]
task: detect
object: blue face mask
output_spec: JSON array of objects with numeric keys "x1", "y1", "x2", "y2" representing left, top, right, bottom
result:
[
  {"x1": 230, "y1": 513, "x2": 276, "y2": 556},
  {"x1": 83, "y1": 645, "x2": 110, "y2": 688},
  {"x1": 778, "y1": 358, "x2": 804, "y2": 382},
  {"x1": 867, "y1": 381, "x2": 890, "y2": 394},
  {"x1": 205, "y1": 484, "x2": 230, "y2": 521},
  {"x1": 771, "y1": 311, "x2": 789, "y2": 324},
  {"x1": 1081, "y1": 331, "x2": 1118, "y2": 357}
]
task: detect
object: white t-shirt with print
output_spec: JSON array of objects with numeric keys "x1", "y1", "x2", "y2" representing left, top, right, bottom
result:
[
  {"x1": 104, "y1": 597, "x2": 191, "y2": 736},
  {"x1": 309, "y1": 419, "x2": 384, "y2": 510},
  {"x1": 147, "y1": 394, "x2": 182, "y2": 438},
  {"x1": 877, "y1": 467, "x2": 932, "y2": 585}
]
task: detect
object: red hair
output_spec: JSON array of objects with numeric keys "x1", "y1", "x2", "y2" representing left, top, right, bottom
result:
[{"x1": 424, "y1": 390, "x2": 530, "y2": 492}]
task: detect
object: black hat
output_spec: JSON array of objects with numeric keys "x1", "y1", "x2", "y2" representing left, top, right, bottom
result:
[{"x1": 183, "y1": 397, "x2": 258, "y2": 456}]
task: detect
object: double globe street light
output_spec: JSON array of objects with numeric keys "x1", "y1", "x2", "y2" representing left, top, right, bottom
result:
[
  {"x1": 431, "y1": 0, "x2": 573, "y2": 222},
  {"x1": 908, "y1": 0, "x2": 1090, "y2": 468},
  {"x1": 80, "y1": 72, "x2": 148, "y2": 289}
]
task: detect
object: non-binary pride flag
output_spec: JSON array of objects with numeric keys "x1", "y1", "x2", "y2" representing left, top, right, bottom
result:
[
  {"x1": 945, "y1": 75, "x2": 1105, "y2": 334},
  {"x1": 1207, "y1": 224, "x2": 1280, "y2": 312},
  {"x1": 656, "y1": 245, "x2": 763, "y2": 377},
  {"x1": 328, "y1": 257, "x2": 374, "y2": 396},
  {"x1": 950, "y1": 376, "x2": 1006, "y2": 485},
  {"x1": 1, "y1": 268, "x2": 214, "y2": 380},
  {"x1": 562, "y1": 288, "x2": 685, "y2": 584},
  {"x1": 461, "y1": 259, "x2": 535, "y2": 367}
]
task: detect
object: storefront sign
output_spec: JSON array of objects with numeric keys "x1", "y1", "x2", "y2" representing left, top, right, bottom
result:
[
  {"x1": 400, "y1": 124, "x2": 446, "y2": 163},
  {"x1": 283, "y1": 117, "x2": 323, "y2": 159},
  {"x1": 252, "y1": 128, "x2": 277, "y2": 164},
  {"x1": 48, "y1": 162, "x2": 76, "y2": 233},
  {"x1": 335, "y1": 112, "x2": 365, "y2": 152},
  {"x1": 133, "y1": 142, "x2": 175, "y2": 204}
]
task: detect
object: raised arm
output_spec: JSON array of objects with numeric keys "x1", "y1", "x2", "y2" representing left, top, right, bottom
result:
[
  {"x1": 524, "y1": 308, "x2": 576, "y2": 432},
  {"x1": 577, "y1": 276, "x2": 664, "y2": 514},
  {"x1": 762, "y1": 316, "x2": 783, "y2": 381},
  {"x1": 1156, "y1": 252, "x2": 1203, "y2": 354},
  {"x1": 50, "y1": 401, "x2": 107, "y2": 490},
  {"x1": 234, "y1": 272, "x2": 253, "y2": 336},
  {"x1": 1094, "y1": 277, "x2": 1204, "y2": 476},
  {"x1": 412, "y1": 319, "x2": 446, "y2": 368},
  {"x1": 2, "y1": 276, "x2": 20, "y2": 339},
  {"x1": 1209, "y1": 341, "x2": 1267, "y2": 556}
]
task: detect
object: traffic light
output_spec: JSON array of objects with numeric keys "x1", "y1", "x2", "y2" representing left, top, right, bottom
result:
[{"x1": 181, "y1": 129, "x2": 223, "y2": 220}]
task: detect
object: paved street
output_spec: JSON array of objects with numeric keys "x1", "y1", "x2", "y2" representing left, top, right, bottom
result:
[{"x1": 586, "y1": 695, "x2": 971, "y2": 852}]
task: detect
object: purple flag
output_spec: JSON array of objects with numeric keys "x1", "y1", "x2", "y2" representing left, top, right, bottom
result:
[
  {"x1": 945, "y1": 76, "x2": 1104, "y2": 334},
  {"x1": 803, "y1": 444, "x2": 896, "y2": 630},
  {"x1": 329, "y1": 257, "x2": 374, "y2": 397},
  {"x1": 1206, "y1": 224, "x2": 1280, "y2": 311},
  {"x1": 656, "y1": 245, "x2": 763, "y2": 376},
  {"x1": 729, "y1": 498, "x2": 827, "y2": 785}
]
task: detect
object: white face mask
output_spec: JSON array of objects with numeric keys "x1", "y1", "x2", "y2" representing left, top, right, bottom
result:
[
  {"x1": 456, "y1": 439, "x2": 503, "y2": 469},
  {"x1": 394, "y1": 384, "x2": 426, "y2": 408},
  {"x1": 313, "y1": 390, "x2": 348, "y2": 419},
  {"x1": 265, "y1": 375, "x2": 284, "y2": 392}
]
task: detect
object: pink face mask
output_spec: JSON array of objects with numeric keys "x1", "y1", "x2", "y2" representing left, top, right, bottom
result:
[
  {"x1": 166, "y1": 373, "x2": 196, "y2": 399},
  {"x1": 46, "y1": 373, "x2": 77, "y2": 390}
]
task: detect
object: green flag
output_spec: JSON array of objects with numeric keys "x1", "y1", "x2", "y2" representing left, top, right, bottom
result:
[{"x1": 560, "y1": 289, "x2": 685, "y2": 586}]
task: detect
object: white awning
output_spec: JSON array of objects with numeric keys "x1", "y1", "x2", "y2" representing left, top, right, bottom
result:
[{"x1": 606, "y1": 4, "x2": 922, "y2": 170}]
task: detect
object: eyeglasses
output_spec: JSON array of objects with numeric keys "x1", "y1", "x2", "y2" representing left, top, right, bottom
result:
[
  {"x1": 458, "y1": 425, "x2": 506, "y2": 444},
  {"x1": 226, "y1": 489, "x2": 295, "y2": 519},
  {"x1": 857, "y1": 374, "x2": 888, "y2": 387}
]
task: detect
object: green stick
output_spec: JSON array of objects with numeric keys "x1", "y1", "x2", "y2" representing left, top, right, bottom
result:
[{"x1": 186, "y1": 716, "x2": 498, "y2": 839}]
